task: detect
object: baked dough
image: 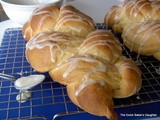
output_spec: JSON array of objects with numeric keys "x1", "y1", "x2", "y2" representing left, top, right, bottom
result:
[
  {"x1": 104, "y1": 0, "x2": 160, "y2": 33},
  {"x1": 122, "y1": 20, "x2": 160, "y2": 60},
  {"x1": 22, "y1": 5, "x2": 95, "y2": 41},
  {"x1": 26, "y1": 30, "x2": 142, "y2": 120},
  {"x1": 104, "y1": 0, "x2": 160, "y2": 60}
]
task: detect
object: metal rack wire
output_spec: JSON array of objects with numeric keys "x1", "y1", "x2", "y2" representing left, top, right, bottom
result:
[{"x1": 0, "y1": 24, "x2": 160, "y2": 120}]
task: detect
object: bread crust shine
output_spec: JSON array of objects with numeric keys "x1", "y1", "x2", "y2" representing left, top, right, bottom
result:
[
  {"x1": 22, "y1": 5, "x2": 95, "y2": 41},
  {"x1": 26, "y1": 29, "x2": 141, "y2": 120},
  {"x1": 122, "y1": 20, "x2": 160, "y2": 60},
  {"x1": 105, "y1": 0, "x2": 160, "y2": 60},
  {"x1": 104, "y1": 0, "x2": 160, "y2": 33},
  {"x1": 24, "y1": 4, "x2": 142, "y2": 120}
]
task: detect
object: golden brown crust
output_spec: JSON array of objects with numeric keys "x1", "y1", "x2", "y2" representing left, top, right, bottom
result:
[
  {"x1": 122, "y1": 20, "x2": 160, "y2": 60},
  {"x1": 26, "y1": 46, "x2": 55, "y2": 72},
  {"x1": 26, "y1": 31, "x2": 81, "y2": 73},
  {"x1": 114, "y1": 57, "x2": 141, "y2": 98},
  {"x1": 30, "y1": 5, "x2": 60, "y2": 33},
  {"x1": 22, "y1": 22, "x2": 34, "y2": 41},
  {"x1": 79, "y1": 30, "x2": 122, "y2": 64},
  {"x1": 23, "y1": 3, "x2": 142, "y2": 120},
  {"x1": 105, "y1": 0, "x2": 160, "y2": 60},
  {"x1": 66, "y1": 82, "x2": 118, "y2": 120},
  {"x1": 22, "y1": 5, "x2": 95, "y2": 41},
  {"x1": 26, "y1": 30, "x2": 141, "y2": 119},
  {"x1": 58, "y1": 5, "x2": 94, "y2": 37},
  {"x1": 75, "y1": 83, "x2": 117, "y2": 120},
  {"x1": 104, "y1": 0, "x2": 160, "y2": 33},
  {"x1": 25, "y1": 30, "x2": 141, "y2": 120}
]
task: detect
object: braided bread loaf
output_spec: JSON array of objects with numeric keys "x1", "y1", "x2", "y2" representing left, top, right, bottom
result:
[
  {"x1": 104, "y1": 0, "x2": 160, "y2": 60},
  {"x1": 25, "y1": 29, "x2": 141, "y2": 120},
  {"x1": 104, "y1": 0, "x2": 160, "y2": 34},
  {"x1": 22, "y1": 5, "x2": 95, "y2": 41},
  {"x1": 122, "y1": 20, "x2": 160, "y2": 60}
]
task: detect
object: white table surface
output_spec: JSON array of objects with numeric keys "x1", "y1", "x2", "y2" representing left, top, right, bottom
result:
[{"x1": 0, "y1": 0, "x2": 122, "y2": 46}]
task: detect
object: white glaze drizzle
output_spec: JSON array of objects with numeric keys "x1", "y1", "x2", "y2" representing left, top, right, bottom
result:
[
  {"x1": 38, "y1": 14, "x2": 53, "y2": 30},
  {"x1": 60, "y1": 9, "x2": 75, "y2": 14},
  {"x1": 132, "y1": 2, "x2": 139, "y2": 18},
  {"x1": 152, "y1": 1, "x2": 160, "y2": 16},
  {"x1": 63, "y1": 55, "x2": 106, "y2": 78},
  {"x1": 84, "y1": 31, "x2": 120, "y2": 45},
  {"x1": 123, "y1": 0, "x2": 146, "y2": 19},
  {"x1": 119, "y1": 60, "x2": 141, "y2": 76},
  {"x1": 26, "y1": 32, "x2": 73, "y2": 62},
  {"x1": 137, "y1": 21, "x2": 160, "y2": 58},
  {"x1": 58, "y1": 55, "x2": 107, "y2": 96},
  {"x1": 55, "y1": 17, "x2": 92, "y2": 31},
  {"x1": 139, "y1": 2, "x2": 151, "y2": 19},
  {"x1": 105, "y1": 6, "x2": 119, "y2": 27},
  {"x1": 123, "y1": 21, "x2": 150, "y2": 52},
  {"x1": 23, "y1": 5, "x2": 58, "y2": 38},
  {"x1": 80, "y1": 39, "x2": 121, "y2": 57},
  {"x1": 24, "y1": 5, "x2": 95, "y2": 39},
  {"x1": 75, "y1": 79, "x2": 105, "y2": 96},
  {"x1": 16, "y1": 90, "x2": 31, "y2": 103},
  {"x1": 125, "y1": 1, "x2": 136, "y2": 18},
  {"x1": 31, "y1": 10, "x2": 55, "y2": 30},
  {"x1": 55, "y1": 7, "x2": 94, "y2": 31},
  {"x1": 84, "y1": 34, "x2": 112, "y2": 43},
  {"x1": 125, "y1": 0, "x2": 160, "y2": 20},
  {"x1": 123, "y1": 20, "x2": 160, "y2": 61},
  {"x1": 63, "y1": 59, "x2": 78, "y2": 78},
  {"x1": 33, "y1": 10, "x2": 53, "y2": 16}
]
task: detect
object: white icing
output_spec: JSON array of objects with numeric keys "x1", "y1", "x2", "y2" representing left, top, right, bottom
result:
[
  {"x1": 84, "y1": 34, "x2": 112, "y2": 43},
  {"x1": 80, "y1": 39, "x2": 121, "y2": 55},
  {"x1": 129, "y1": 2, "x2": 136, "y2": 18},
  {"x1": 75, "y1": 79, "x2": 105, "y2": 96},
  {"x1": 137, "y1": 21, "x2": 160, "y2": 60},
  {"x1": 123, "y1": 20, "x2": 160, "y2": 58},
  {"x1": 16, "y1": 90, "x2": 31, "y2": 103},
  {"x1": 26, "y1": 32, "x2": 69, "y2": 62},
  {"x1": 55, "y1": 18, "x2": 91, "y2": 31},
  {"x1": 105, "y1": 6, "x2": 118, "y2": 26},
  {"x1": 14, "y1": 75, "x2": 45, "y2": 90},
  {"x1": 153, "y1": 2, "x2": 160, "y2": 14},
  {"x1": 123, "y1": 0, "x2": 159, "y2": 20},
  {"x1": 24, "y1": 5, "x2": 94, "y2": 39},
  {"x1": 136, "y1": 95, "x2": 141, "y2": 100},
  {"x1": 131, "y1": 22, "x2": 150, "y2": 51},
  {"x1": 121, "y1": 61, "x2": 141, "y2": 76},
  {"x1": 38, "y1": 14, "x2": 53, "y2": 29},
  {"x1": 139, "y1": 3, "x2": 151, "y2": 19},
  {"x1": 63, "y1": 55, "x2": 106, "y2": 78},
  {"x1": 60, "y1": 9, "x2": 75, "y2": 14},
  {"x1": 63, "y1": 59, "x2": 78, "y2": 78},
  {"x1": 28, "y1": 10, "x2": 55, "y2": 31},
  {"x1": 54, "y1": 7, "x2": 93, "y2": 31}
]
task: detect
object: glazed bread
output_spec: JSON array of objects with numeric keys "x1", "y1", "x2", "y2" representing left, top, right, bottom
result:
[
  {"x1": 104, "y1": 0, "x2": 160, "y2": 33},
  {"x1": 122, "y1": 20, "x2": 160, "y2": 60},
  {"x1": 26, "y1": 30, "x2": 142, "y2": 120},
  {"x1": 22, "y1": 5, "x2": 95, "y2": 41},
  {"x1": 104, "y1": 0, "x2": 160, "y2": 60}
]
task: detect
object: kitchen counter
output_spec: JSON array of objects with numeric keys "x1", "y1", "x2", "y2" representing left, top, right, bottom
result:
[{"x1": 0, "y1": 0, "x2": 159, "y2": 120}]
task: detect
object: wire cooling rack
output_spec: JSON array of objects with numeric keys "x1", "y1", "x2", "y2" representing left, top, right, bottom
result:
[{"x1": 0, "y1": 24, "x2": 160, "y2": 120}]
